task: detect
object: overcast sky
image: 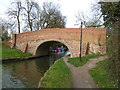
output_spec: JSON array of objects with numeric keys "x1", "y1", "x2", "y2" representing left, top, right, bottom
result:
[{"x1": 0, "y1": 0, "x2": 99, "y2": 28}]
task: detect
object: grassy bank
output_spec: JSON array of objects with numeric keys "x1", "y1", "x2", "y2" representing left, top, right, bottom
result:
[
  {"x1": 68, "y1": 54, "x2": 103, "y2": 67},
  {"x1": 39, "y1": 58, "x2": 72, "y2": 88},
  {"x1": 0, "y1": 44, "x2": 2, "y2": 59},
  {"x1": 1, "y1": 44, "x2": 32, "y2": 59},
  {"x1": 89, "y1": 59, "x2": 117, "y2": 88}
]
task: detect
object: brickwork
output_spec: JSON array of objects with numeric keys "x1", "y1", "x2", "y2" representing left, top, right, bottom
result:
[
  {"x1": 3, "y1": 41, "x2": 12, "y2": 47},
  {"x1": 12, "y1": 28, "x2": 107, "y2": 57}
]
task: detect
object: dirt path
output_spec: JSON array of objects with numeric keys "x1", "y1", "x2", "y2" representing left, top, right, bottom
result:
[{"x1": 63, "y1": 55, "x2": 108, "y2": 88}]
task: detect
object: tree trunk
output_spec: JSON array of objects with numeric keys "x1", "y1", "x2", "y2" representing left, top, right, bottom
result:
[
  {"x1": 28, "y1": 12, "x2": 32, "y2": 31},
  {"x1": 17, "y1": 15, "x2": 20, "y2": 33}
]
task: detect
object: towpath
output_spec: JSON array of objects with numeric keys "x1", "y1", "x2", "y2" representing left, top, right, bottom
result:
[{"x1": 63, "y1": 55, "x2": 108, "y2": 88}]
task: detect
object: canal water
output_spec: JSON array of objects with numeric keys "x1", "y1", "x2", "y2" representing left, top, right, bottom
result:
[{"x1": 2, "y1": 53, "x2": 64, "y2": 88}]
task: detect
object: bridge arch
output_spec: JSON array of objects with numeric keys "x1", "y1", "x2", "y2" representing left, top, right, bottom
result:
[{"x1": 34, "y1": 39, "x2": 73, "y2": 57}]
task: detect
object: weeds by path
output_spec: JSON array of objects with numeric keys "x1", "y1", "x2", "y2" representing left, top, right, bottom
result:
[{"x1": 89, "y1": 59, "x2": 118, "y2": 88}]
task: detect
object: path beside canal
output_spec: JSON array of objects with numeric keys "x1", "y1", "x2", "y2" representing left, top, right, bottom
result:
[{"x1": 63, "y1": 55, "x2": 108, "y2": 88}]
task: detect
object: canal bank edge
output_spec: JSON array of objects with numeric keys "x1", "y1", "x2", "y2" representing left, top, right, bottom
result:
[
  {"x1": 38, "y1": 56, "x2": 71, "y2": 88},
  {"x1": 0, "y1": 55, "x2": 48, "y2": 62},
  {"x1": 38, "y1": 57, "x2": 61, "y2": 88}
]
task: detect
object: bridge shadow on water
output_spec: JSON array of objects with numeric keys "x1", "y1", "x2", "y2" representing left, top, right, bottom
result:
[{"x1": 2, "y1": 53, "x2": 65, "y2": 88}]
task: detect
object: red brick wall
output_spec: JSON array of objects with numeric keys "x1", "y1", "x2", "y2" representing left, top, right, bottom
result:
[
  {"x1": 4, "y1": 41, "x2": 12, "y2": 47},
  {"x1": 15, "y1": 28, "x2": 106, "y2": 44},
  {"x1": 12, "y1": 28, "x2": 107, "y2": 57}
]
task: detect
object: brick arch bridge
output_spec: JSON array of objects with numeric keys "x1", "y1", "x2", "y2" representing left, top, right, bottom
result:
[{"x1": 11, "y1": 28, "x2": 106, "y2": 57}]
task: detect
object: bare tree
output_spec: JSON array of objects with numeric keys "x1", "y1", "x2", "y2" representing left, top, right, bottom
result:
[
  {"x1": 76, "y1": 1, "x2": 103, "y2": 28},
  {"x1": 40, "y1": 2, "x2": 66, "y2": 29},
  {"x1": 75, "y1": 11, "x2": 89, "y2": 27},
  {"x1": 23, "y1": 0, "x2": 40, "y2": 31},
  {"x1": 6, "y1": 0, "x2": 66, "y2": 33},
  {"x1": 89, "y1": 1, "x2": 103, "y2": 27},
  {"x1": 6, "y1": 1, "x2": 22, "y2": 33},
  {"x1": 32, "y1": 3, "x2": 41, "y2": 30}
]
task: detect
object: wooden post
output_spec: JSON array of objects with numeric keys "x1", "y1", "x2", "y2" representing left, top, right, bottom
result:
[{"x1": 79, "y1": 22, "x2": 83, "y2": 61}]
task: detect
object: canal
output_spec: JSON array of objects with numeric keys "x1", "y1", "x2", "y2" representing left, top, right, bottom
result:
[{"x1": 2, "y1": 53, "x2": 64, "y2": 88}]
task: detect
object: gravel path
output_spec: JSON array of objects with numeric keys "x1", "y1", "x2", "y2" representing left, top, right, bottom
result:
[{"x1": 63, "y1": 55, "x2": 108, "y2": 88}]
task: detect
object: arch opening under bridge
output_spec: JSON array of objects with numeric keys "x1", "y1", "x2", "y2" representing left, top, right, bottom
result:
[{"x1": 35, "y1": 40, "x2": 72, "y2": 57}]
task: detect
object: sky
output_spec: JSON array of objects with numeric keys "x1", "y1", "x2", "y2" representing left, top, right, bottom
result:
[{"x1": 0, "y1": 0, "x2": 99, "y2": 28}]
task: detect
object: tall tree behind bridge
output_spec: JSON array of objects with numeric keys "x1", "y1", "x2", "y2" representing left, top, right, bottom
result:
[
  {"x1": 75, "y1": 1, "x2": 103, "y2": 28},
  {"x1": 6, "y1": 1, "x2": 66, "y2": 33},
  {"x1": 6, "y1": 1, "x2": 23, "y2": 33},
  {"x1": 40, "y1": 2, "x2": 66, "y2": 29},
  {"x1": 32, "y1": 3, "x2": 41, "y2": 30},
  {"x1": 22, "y1": 0, "x2": 40, "y2": 31}
]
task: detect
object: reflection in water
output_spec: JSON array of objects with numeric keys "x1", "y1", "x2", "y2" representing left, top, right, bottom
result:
[{"x1": 2, "y1": 53, "x2": 64, "y2": 88}]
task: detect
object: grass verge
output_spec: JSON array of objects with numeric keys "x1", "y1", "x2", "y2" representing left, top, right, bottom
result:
[
  {"x1": 0, "y1": 44, "x2": 2, "y2": 59},
  {"x1": 89, "y1": 59, "x2": 117, "y2": 88},
  {"x1": 39, "y1": 58, "x2": 72, "y2": 88},
  {"x1": 1, "y1": 44, "x2": 32, "y2": 59},
  {"x1": 68, "y1": 54, "x2": 103, "y2": 67}
]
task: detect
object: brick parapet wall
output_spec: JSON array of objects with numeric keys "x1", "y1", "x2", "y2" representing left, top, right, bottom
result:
[
  {"x1": 16, "y1": 28, "x2": 106, "y2": 37},
  {"x1": 12, "y1": 28, "x2": 107, "y2": 57},
  {"x1": 15, "y1": 28, "x2": 106, "y2": 45}
]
